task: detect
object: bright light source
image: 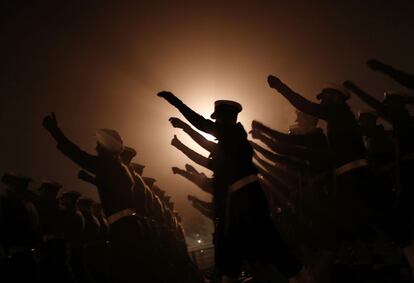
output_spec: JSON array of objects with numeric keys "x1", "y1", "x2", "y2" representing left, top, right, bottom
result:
[{"x1": 197, "y1": 239, "x2": 202, "y2": 244}]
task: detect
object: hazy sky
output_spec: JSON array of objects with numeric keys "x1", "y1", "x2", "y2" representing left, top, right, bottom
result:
[{"x1": 1, "y1": 1, "x2": 414, "y2": 244}]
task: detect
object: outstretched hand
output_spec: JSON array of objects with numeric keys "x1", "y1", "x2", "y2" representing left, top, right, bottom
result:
[
  {"x1": 171, "y1": 135, "x2": 182, "y2": 148},
  {"x1": 169, "y1": 117, "x2": 188, "y2": 129},
  {"x1": 157, "y1": 91, "x2": 181, "y2": 106},
  {"x1": 267, "y1": 75, "x2": 285, "y2": 91},
  {"x1": 43, "y1": 112, "x2": 58, "y2": 132},
  {"x1": 367, "y1": 59, "x2": 387, "y2": 71},
  {"x1": 172, "y1": 167, "x2": 182, "y2": 174},
  {"x1": 249, "y1": 129, "x2": 265, "y2": 140},
  {"x1": 251, "y1": 120, "x2": 265, "y2": 131}
]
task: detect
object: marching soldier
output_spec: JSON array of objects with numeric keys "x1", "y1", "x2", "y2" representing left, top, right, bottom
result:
[
  {"x1": 344, "y1": 82, "x2": 414, "y2": 271},
  {"x1": 0, "y1": 173, "x2": 40, "y2": 282},
  {"x1": 42, "y1": 113, "x2": 155, "y2": 282},
  {"x1": 60, "y1": 190, "x2": 89, "y2": 283},
  {"x1": 158, "y1": 91, "x2": 303, "y2": 283},
  {"x1": 36, "y1": 181, "x2": 73, "y2": 282}
]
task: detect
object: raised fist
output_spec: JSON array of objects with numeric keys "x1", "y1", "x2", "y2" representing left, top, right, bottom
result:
[
  {"x1": 172, "y1": 167, "x2": 182, "y2": 174},
  {"x1": 367, "y1": 59, "x2": 386, "y2": 71},
  {"x1": 251, "y1": 120, "x2": 265, "y2": 130},
  {"x1": 169, "y1": 117, "x2": 188, "y2": 129},
  {"x1": 171, "y1": 135, "x2": 181, "y2": 148},
  {"x1": 267, "y1": 75, "x2": 284, "y2": 90},
  {"x1": 157, "y1": 91, "x2": 181, "y2": 106},
  {"x1": 185, "y1": 164, "x2": 198, "y2": 174},
  {"x1": 249, "y1": 129, "x2": 264, "y2": 140},
  {"x1": 43, "y1": 112, "x2": 58, "y2": 132}
]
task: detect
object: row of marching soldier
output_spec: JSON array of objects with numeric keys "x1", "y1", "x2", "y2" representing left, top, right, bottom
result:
[
  {"x1": 0, "y1": 122, "x2": 203, "y2": 282},
  {"x1": 163, "y1": 59, "x2": 414, "y2": 283}
]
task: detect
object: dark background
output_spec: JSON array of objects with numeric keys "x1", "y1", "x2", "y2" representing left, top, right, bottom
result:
[{"x1": 1, "y1": 0, "x2": 414, "y2": 246}]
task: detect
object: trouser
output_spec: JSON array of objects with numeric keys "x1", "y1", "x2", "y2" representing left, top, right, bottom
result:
[
  {"x1": 2, "y1": 249, "x2": 39, "y2": 283},
  {"x1": 215, "y1": 182, "x2": 302, "y2": 279},
  {"x1": 109, "y1": 216, "x2": 163, "y2": 283},
  {"x1": 38, "y1": 239, "x2": 74, "y2": 283}
]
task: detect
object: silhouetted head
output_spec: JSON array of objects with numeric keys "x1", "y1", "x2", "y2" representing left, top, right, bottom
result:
[
  {"x1": 292, "y1": 110, "x2": 318, "y2": 134},
  {"x1": 60, "y1": 190, "x2": 81, "y2": 210},
  {"x1": 39, "y1": 180, "x2": 62, "y2": 199},
  {"x1": 120, "y1": 146, "x2": 137, "y2": 165},
  {"x1": 92, "y1": 202, "x2": 103, "y2": 217},
  {"x1": 211, "y1": 100, "x2": 242, "y2": 125},
  {"x1": 2, "y1": 173, "x2": 31, "y2": 192},
  {"x1": 317, "y1": 86, "x2": 350, "y2": 105},
  {"x1": 77, "y1": 197, "x2": 94, "y2": 214},
  {"x1": 95, "y1": 129, "x2": 124, "y2": 157},
  {"x1": 358, "y1": 112, "x2": 378, "y2": 127},
  {"x1": 131, "y1": 162, "x2": 145, "y2": 175},
  {"x1": 143, "y1": 176, "x2": 156, "y2": 188}
]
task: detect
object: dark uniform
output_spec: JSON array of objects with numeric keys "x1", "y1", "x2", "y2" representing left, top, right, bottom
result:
[
  {"x1": 0, "y1": 173, "x2": 40, "y2": 282},
  {"x1": 268, "y1": 77, "x2": 377, "y2": 247},
  {"x1": 159, "y1": 91, "x2": 302, "y2": 280},
  {"x1": 61, "y1": 191, "x2": 89, "y2": 283},
  {"x1": 344, "y1": 84, "x2": 414, "y2": 249},
  {"x1": 43, "y1": 116, "x2": 153, "y2": 283},
  {"x1": 36, "y1": 181, "x2": 72, "y2": 283}
]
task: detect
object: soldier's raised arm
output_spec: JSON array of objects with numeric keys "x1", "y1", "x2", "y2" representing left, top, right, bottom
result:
[
  {"x1": 252, "y1": 120, "x2": 318, "y2": 147},
  {"x1": 78, "y1": 170, "x2": 97, "y2": 186},
  {"x1": 188, "y1": 195, "x2": 214, "y2": 220},
  {"x1": 171, "y1": 135, "x2": 213, "y2": 170},
  {"x1": 158, "y1": 91, "x2": 220, "y2": 136},
  {"x1": 267, "y1": 75, "x2": 328, "y2": 120},
  {"x1": 250, "y1": 141, "x2": 306, "y2": 170},
  {"x1": 368, "y1": 59, "x2": 414, "y2": 90},
  {"x1": 43, "y1": 113, "x2": 98, "y2": 173},
  {"x1": 343, "y1": 81, "x2": 389, "y2": 120},
  {"x1": 169, "y1": 117, "x2": 216, "y2": 152},
  {"x1": 172, "y1": 166, "x2": 214, "y2": 194}
]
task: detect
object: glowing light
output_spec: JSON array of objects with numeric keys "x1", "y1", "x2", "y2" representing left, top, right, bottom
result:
[{"x1": 197, "y1": 239, "x2": 202, "y2": 244}]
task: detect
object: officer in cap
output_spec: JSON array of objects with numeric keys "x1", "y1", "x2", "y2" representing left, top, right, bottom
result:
[
  {"x1": 43, "y1": 113, "x2": 156, "y2": 282},
  {"x1": 158, "y1": 91, "x2": 303, "y2": 282},
  {"x1": 1, "y1": 173, "x2": 40, "y2": 282}
]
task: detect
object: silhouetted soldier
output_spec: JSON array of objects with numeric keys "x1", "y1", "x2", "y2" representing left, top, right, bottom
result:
[
  {"x1": 78, "y1": 198, "x2": 103, "y2": 283},
  {"x1": 357, "y1": 112, "x2": 395, "y2": 171},
  {"x1": 36, "y1": 181, "x2": 73, "y2": 282},
  {"x1": 60, "y1": 191, "x2": 89, "y2": 283},
  {"x1": 0, "y1": 173, "x2": 40, "y2": 282},
  {"x1": 42, "y1": 113, "x2": 154, "y2": 282},
  {"x1": 344, "y1": 82, "x2": 414, "y2": 271},
  {"x1": 158, "y1": 91, "x2": 303, "y2": 283}
]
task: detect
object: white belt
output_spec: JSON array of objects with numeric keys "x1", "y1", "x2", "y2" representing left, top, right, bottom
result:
[
  {"x1": 107, "y1": 208, "x2": 136, "y2": 225},
  {"x1": 335, "y1": 159, "x2": 368, "y2": 176},
  {"x1": 229, "y1": 174, "x2": 259, "y2": 193}
]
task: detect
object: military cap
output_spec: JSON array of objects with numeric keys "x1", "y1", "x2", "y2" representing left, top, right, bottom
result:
[
  {"x1": 95, "y1": 129, "x2": 124, "y2": 154},
  {"x1": 2, "y1": 172, "x2": 31, "y2": 187},
  {"x1": 210, "y1": 100, "x2": 242, "y2": 119}
]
